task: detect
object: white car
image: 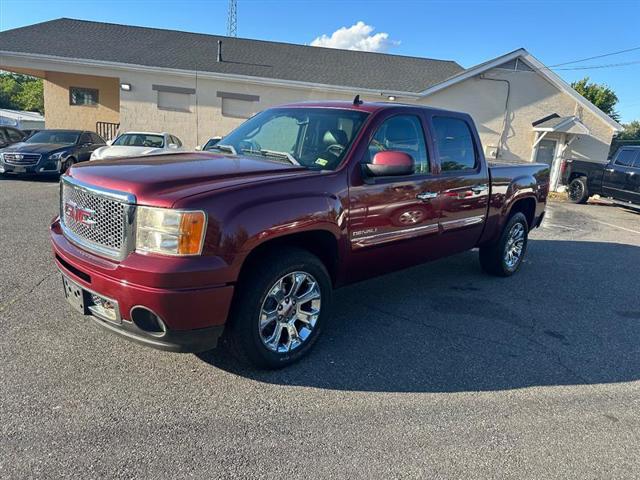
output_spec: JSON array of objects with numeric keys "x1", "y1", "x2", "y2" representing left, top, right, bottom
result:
[{"x1": 90, "y1": 132, "x2": 184, "y2": 160}]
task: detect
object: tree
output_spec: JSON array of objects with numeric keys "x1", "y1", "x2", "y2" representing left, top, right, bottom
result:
[
  {"x1": 571, "y1": 77, "x2": 619, "y2": 122},
  {"x1": 617, "y1": 120, "x2": 640, "y2": 140},
  {"x1": 0, "y1": 72, "x2": 44, "y2": 113}
]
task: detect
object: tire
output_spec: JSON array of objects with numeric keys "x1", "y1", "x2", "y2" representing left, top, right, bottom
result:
[
  {"x1": 479, "y1": 212, "x2": 529, "y2": 277},
  {"x1": 227, "y1": 248, "x2": 332, "y2": 369},
  {"x1": 60, "y1": 157, "x2": 76, "y2": 175},
  {"x1": 567, "y1": 176, "x2": 589, "y2": 204}
]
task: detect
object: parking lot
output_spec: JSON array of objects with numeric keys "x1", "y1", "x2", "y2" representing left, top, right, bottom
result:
[{"x1": 1, "y1": 175, "x2": 639, "y2": 479}]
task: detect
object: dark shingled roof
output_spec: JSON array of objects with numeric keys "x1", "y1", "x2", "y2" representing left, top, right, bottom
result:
[{"x1": 0, "y1": 18, "x2": 464, "y2": 93}]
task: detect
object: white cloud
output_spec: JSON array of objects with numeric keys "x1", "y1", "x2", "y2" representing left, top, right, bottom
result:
[{"x1": 310, "y1": 21, "x2": 400, "y2": 53}]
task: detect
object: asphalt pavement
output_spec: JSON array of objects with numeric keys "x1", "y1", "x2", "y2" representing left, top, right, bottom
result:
[{"x1": 1, "y1": 176, "x2": 639, "y2": 479}]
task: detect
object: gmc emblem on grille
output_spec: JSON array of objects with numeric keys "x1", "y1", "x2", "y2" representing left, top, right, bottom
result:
[{"x1": 64, "y1": 201, "x2": 96, "y2": 226}]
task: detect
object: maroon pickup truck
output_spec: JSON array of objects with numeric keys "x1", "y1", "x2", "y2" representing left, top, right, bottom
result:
[{"x1": 51, "y1": 101, "x2": 548, "y2": 368}]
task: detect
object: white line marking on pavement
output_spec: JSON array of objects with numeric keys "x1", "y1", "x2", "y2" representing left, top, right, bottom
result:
[
  {"x1": 592, "y1": 219, "x2": 640, "y2": 235},
  {"x1": 543, "y1": 223, "x2": 576, "y2": 231}
]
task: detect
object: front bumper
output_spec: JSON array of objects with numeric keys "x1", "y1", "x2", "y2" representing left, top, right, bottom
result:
[
  {"x1": 51, "y1": 218, "x2": 234, "y2": 353},
  {"x1": 0, "y1": 155, "x2": 60, "y2": 175}
]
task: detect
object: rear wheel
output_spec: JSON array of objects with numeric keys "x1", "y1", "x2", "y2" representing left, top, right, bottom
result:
[
  {"x1": 479, "y1": 212, "x2": 529, "y2": 277},
  {"x1": 227, "y1": 248, "x2": 332, "y2": 369},
  {"x1": 567, "y1": 176, "x2": 589, "y2": 204}
]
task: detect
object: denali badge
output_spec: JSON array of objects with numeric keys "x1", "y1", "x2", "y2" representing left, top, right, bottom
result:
[{"x1": 64, "y1": 201, "x2": 96, "y2": 226}]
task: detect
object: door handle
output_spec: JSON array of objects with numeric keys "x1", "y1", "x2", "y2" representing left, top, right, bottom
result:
[
  {"x1": 470, "y1": 183, "x2": 489, "y2": 194},
  {"x1": 605, "y1": 168, "x2": 615, "y2": 173},
  {"x1": 416, "y1": 191, "x2": 438, "y2": 201}
]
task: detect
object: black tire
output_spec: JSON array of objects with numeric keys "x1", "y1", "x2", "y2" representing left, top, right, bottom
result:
[
  {"x1": 59, "y1": 157, "x2": 76, "y2": 175},
  {"x1": 227, "y1": 248, "x2": 332, "y2": 369},
  {"x1": 567, "y1": 176, "x2": 589, "y2": 204},
  {"x1": 479, "y1": 212, "x2": 529, "y2": 277}
]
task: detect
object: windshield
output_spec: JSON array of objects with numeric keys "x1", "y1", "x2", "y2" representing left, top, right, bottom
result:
[
  {"x1": 26, "y1": 131, "x2": 79, "y2": 145},
  {"x1": 112, "y1": 133, "x2": 164, "y2": 148},
  {"x1": 218, "y1": 108, "x2": 369, "y2": 170}
]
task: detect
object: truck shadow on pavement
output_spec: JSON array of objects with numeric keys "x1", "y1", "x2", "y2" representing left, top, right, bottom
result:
[{"x1": 199, "y1": 239, "x2": 640, "y2": 393}]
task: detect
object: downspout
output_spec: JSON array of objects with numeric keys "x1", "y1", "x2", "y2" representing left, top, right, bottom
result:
[{"x1": 479, "y1": 75, "x2": 510, "y2": 159}]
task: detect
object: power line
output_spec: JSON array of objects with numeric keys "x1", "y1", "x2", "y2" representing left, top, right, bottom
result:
[
  {"x1": 552, "y1": 59, "x2": 640, "y2": 71},
  {"x1": 549, "y1": 46, "x2": 640, "y2": 67}
]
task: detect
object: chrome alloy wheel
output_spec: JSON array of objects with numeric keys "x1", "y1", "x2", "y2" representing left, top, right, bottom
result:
[
  {"x1": 258, "y1": 272, "x2": 321, "y2": 353},
  {"x1": 504, "y1": 222, "x2": 525, "y2": 270}
]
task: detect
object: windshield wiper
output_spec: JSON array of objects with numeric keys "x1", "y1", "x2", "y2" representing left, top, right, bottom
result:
[
  {"x1": 209, "y1": 144, "x2": 237, "y2": 155},
  {"x1": 259, "y1": 149, "x2": 300, "y2": 166}
]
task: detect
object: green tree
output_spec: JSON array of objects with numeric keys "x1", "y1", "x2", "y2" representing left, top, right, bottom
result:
[
  {"x1": 0, "y1": 72, "x2": 44, "y2": 113},
  {"x1": 617, "y1": 120, "x2": 640, "y2": 140},
  {"x1": 571, "y1": 77, "x2": 619, "y2": 122}
]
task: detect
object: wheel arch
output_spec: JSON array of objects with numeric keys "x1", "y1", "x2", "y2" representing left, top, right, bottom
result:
[{"x1": 236, "y1": 229, "x2": 341, "y2": 288}]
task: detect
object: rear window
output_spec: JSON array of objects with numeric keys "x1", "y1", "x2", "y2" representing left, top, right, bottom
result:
[{"x1": 433, "y1": 117, "x2": 477, "y2": 172}]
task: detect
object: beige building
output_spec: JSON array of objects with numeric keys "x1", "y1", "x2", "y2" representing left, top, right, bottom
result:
[{"x1": 1, "y1": 19, "x2": 622, "y2": 189}]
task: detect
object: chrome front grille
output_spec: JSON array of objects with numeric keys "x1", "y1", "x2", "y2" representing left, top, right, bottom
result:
[
  {"x1": 60, "y1": 177, "x2": 136, "y2": 260},
  {"x1": 3, "y1": 153, "x2": 41, "y2": 165}
]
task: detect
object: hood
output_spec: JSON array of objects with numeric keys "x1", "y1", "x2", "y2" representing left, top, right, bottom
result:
[
  {"x1": 68, "y1": 152, "x2": 314, "y2": 207},
  {"x1": 3, "y1": 142, "x2": 71, "y2": 154},
  {"x1": 93, "y1": 145, "x2": 163, "y2": 159}
]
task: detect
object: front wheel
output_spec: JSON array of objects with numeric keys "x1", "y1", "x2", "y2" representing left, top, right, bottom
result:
[
  {"x1": 479, "y1": 212, "x2": 529, "y2": 277},
  {"x1": 227, "y1": 249, "x2": 332, "y2": 369},
  {"x1": 60, "y1": 157, "x2": 76, "y2": 174}
]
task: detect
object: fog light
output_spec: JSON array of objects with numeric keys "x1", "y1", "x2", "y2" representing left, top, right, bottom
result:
[{"x1": 130, "y1": 307, "x2": 166, "y2": 337}]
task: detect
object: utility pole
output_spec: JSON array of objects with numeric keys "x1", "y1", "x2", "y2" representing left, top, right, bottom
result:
[{"x1": 227, "y1": 0, "x2": 237, "y2": 37}]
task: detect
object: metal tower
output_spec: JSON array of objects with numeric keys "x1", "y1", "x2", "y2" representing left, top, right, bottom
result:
[{"x1": 227, "y1": 0, "x2": 237, "y2": 37}]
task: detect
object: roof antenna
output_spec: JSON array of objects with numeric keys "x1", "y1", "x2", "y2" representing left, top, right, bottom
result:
[
  {"x1": 217, "y1": 40, "x2": 223, "y2": 62},
  {"x1": 353, "y1": 94, "x2": 363, "y2": 106}
]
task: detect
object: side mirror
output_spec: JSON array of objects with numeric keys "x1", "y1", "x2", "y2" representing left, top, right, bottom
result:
[
  {"x1": 168, "y1": 143, "x2": 178, "y2": 149},
  {"x1": 195, "y1": 145, "x2": 202, "y2": 151},
  {"x1": 364, "y1": 151, "x2": 415, "y2": 177},
  {"x1": 106, "y1": 140, "x2": 113, "y2": 146}
]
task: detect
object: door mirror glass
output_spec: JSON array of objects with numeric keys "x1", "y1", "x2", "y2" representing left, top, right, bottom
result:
[{"x1": 364, "y1": 151, "x2": 415, "y2": 176}]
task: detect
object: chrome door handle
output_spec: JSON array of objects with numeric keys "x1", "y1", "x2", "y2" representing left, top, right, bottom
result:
[
  {"x1": 416, "y1": 191, "x2": 438, "y2": 201},
  {"x1": 605, "y1": 168, "x2": 615, "y2": 173},
  {"x1": 471, "y1": 184, "x2": 489, "y2": 194}
]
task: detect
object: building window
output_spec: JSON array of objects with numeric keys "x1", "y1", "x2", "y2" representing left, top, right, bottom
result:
[
  {"x1": 217, "y1": 91, "x2": 260, "y2": 119},
  {"x1": 157, "y1": 91, "x2": 191, "y2": 112},
  {"x1": 69, "y1": 87, "x2": 99, "y2": 106}
]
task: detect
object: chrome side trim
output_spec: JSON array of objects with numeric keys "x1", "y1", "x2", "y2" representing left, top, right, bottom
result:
[
  {"x1": 441, "y1": 215, "x2": 485, "y2": 232},
  {"x1": 351, "y1": 223, "x2": 439, "y2": 249}
]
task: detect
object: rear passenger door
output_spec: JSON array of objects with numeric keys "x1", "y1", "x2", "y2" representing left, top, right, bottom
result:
[
  {"x1": 428, "y1": 114, "x2": 490, "y2": 254},
  {"x1": 603, "y1": 148, "x2": 638, "y2": 202},
  {"x1": 628, "y1": 151, "x2": 640, "y2": 204}
]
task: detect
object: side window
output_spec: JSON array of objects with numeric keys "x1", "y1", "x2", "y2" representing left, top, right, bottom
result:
[
  {"x1": 91, "y1": 133, "x2": 105, "y2": 144},
  {"x1": 632, "y1": 152, "x2": 640, "y2": 168},
  {"x1": 6, "y1": 128, "x2": 23, "y2": 142},
  {"x1": 433, "y1": 117, "x2": 477, "y2": 172},
  {"x1": 367, "y1": 115, "x2": 429, "y2": 174},
  {"x1": 0, "y1": 129, "x2": 7, "y2": 144},
  {"x1": 615, "y1": 149, "x2": 637, "y2": 167},
  {"x1": 79, "y1": 133, "x2": 92, "y2": 145}
]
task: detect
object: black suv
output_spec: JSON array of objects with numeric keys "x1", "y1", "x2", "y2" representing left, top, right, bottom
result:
[{"x1": 0, "y1": 129, "x2": 105, "y2": 176}]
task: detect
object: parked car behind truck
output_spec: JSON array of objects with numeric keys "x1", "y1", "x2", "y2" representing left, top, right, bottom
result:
[
  {"x1": 563, "y1": 146, "x2": 640, "y2": 206},
  {"x1": 51, "y1": 101, "x2": 549, "y2": 368}
]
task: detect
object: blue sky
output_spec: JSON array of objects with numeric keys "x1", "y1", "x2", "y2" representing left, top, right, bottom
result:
[{"x1": 2, "y1": 0, "x2": 639, "y2": 122}]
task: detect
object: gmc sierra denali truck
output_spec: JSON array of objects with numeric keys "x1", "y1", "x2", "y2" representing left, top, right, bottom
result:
[
  {"x1": 51, "y1": 101, "x2": 549, "y2": 368},
  {"x1": 563, "y1": 146, "x2": 640, "y2": 206}
]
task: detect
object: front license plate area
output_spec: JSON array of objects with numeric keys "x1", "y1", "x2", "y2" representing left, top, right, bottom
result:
[
  {"x1": 13, "y1": 166, "x2": 26, "y2": 173},
  {"x1": 62, "y1": 275, "x2": 88, "y2": 315}
]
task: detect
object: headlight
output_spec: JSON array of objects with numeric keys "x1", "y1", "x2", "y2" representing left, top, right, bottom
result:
[
  {"x1": 135, "y1": 206, "x2": 207, "y2": 256},
  {"x1": 50, "y1": 151, "x2": 64, "y2": 160}
]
